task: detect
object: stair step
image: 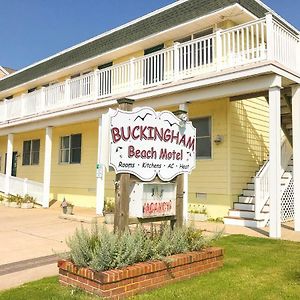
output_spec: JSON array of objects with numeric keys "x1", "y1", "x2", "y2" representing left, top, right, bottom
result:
[
  {"x1": 223, "y1": 216, "x2": 267, "y2": 228},
  {"x1": 247, "y1": 183, "x2": 254, "y2": 190},
  {"x1": 229, "y1": 209, "x2": 269, "y2": 219},
  {"x1": 238, "y1": 196, "x2": 255, "y2": 204},
  {"x1": 285, "y1": 123, "x2": 292, "y2": 129},
  {"x1": 234, "y1": 202, "x2": 254, "y2": 211},
  {"x1": 242, "y1": 189, "x2": 255, "y2": 197},
  {"x1": 281, "y1": 107, "x2": 291, "y2": 114},
  {"x1": 229, "y1": 209, "x2": 255, "y2": 218}
]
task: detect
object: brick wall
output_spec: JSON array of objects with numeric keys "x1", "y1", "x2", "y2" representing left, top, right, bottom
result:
[{"x1": 58, "y1": 247, "x2": 224, "y2": 299}]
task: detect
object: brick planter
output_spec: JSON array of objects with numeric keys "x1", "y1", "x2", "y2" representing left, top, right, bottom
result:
[{"x1": 58, "y1": 247, "x2": 224, "y2": 299}]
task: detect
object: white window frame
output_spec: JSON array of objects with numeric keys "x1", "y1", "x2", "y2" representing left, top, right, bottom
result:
[
  {"x1": 59, "y1": 134, "x2": 82, "y2": 164},
  {"x1": 22, "y1": 139, "x2": 40, "y2": 166},
  {"x1": 191, "y1": 116, "x2": 213, "y2": 160}
]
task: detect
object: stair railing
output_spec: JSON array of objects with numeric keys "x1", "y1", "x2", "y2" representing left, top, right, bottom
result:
[{"x1": 254, "y1": 135, "x2": 292, "y2": 220}]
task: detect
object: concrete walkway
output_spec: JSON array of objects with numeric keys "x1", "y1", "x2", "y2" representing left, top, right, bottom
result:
[
  {"x1": 0, "y1": 205, "x2": 299, "y2": 291},
  {"x1": 0, "y1": 205, "x2": 94, "y2": 290}
]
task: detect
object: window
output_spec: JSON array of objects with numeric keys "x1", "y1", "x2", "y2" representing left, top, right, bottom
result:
[
  {"x1": 22, "y1": 139, "x2": 40, "y2": 165},
  {"x1": 60, "y1": 134, "x2": 82, "y2": 164},
  {"x1": 192, "y1": 117, "x2": 212, "y2": 159}
]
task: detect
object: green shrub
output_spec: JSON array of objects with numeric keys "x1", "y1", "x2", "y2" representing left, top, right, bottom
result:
[
  {"x1": 65, "y1": 224, "x2": 221, "y2": 272},
  {"x1": 23, "y1": 194, "x2": 36, "y2": 204},
  {"x1": 7, "y1": 194, "x2": 23, "y2": 205}
]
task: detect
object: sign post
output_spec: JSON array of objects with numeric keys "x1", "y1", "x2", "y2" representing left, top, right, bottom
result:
[
  {"x1": 108, "y1": 99, "x2": 196, "y2": 232},
  {"x1": 114, "y1": 98, "x2": 135, "y2": 233}
]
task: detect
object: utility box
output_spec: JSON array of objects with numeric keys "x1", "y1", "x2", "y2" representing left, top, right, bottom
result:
[{"x1": 129, "y1": 182, "x2": 176, "y2": 218}]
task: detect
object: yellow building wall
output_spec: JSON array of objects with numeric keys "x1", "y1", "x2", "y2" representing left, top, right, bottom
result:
[
  {"x1": 113, "y1": 50, "x2": 144, "y2": 65},
  {"x1": 50, "y1": 121, "x2": 98, "y2": 207},
  {"x1": 12, "y1": 130, "x2": 45, "y2": 182},
  {"x1": 229, "y1": 97, "x2": 269, "y2": 202},
  {"x1": 187, "y1": 99, "x2": 230, "y2": 218}
]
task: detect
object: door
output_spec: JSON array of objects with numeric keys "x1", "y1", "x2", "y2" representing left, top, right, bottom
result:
[{"x1": 4, "y1": 152, "x2": 18, "y2": 176}]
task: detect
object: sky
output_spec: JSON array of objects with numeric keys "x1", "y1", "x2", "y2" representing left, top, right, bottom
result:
[{"x1": 0, "y1": 0, "x2": 299, "y2": 71}]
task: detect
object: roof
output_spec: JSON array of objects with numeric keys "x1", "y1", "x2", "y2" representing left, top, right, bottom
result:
[
  {"x1": 0, "y1": 66, "x2": 15, "y2": 76},
  {"x1": 0, "y1": 0, "x2": 270, "y2": 92},
  {"x1": 2, "y1": 67, "x2": 15, "y2": 74}
]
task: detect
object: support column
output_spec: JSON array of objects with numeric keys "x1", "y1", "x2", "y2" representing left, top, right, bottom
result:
[
  {"x1": 292, "y1": 85, "x2": 300, "y2": 231},
  {"x1": 43, "y1": 127, "x2": 52, "y2": 208},
  {"x1": 5, "y1": 133, "x2": 13, "y2": 195},
  {"x1": 269, "y1": 84, "x2": 282, "y2": 238},
  {"x1": 96, "y1": 117, "x2": 105, "y2": 215}
]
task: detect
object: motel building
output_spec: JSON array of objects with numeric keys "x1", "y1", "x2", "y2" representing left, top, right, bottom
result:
[{"x1": 0, "y1": 0, "x2": 299, "y2": 239}]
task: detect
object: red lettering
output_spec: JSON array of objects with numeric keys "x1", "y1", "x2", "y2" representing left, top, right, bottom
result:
[
  {"x1": 132, "y1": 126, "x2": 140, "y2": 140},
  {"x1": 128, "y1": 145, "x2": 135, "y2": 158},
  {"x1": 111, "y1": 127, "x2": 121, "y2": 142}
]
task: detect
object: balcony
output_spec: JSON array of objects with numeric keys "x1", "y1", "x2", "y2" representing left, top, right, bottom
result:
[{"x1": 0, "y1": 16, "x2": 298, "y2": 125}]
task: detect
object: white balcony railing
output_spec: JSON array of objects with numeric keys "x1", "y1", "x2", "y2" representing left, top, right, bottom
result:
[
  {"x1": 0, "y1": 173, "x2": 44, "y2": 205},
  {"x1": 0, "y1": 16, "x2": 298, "y2": 124}
]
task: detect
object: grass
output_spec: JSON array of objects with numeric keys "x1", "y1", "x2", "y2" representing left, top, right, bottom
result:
[{"x1": 0, "y1": 235, "x2": 299, "y2": 300}]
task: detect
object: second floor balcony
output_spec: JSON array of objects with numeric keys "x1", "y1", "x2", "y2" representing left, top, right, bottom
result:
[{"x1": 0, "y1": 15, "x2": 299, "y2": 125}]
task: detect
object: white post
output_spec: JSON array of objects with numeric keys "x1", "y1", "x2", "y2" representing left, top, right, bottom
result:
[
  {"x1": 179, "y1": 103, "x2": 189, "y2": 224},
  {"x1": 94, "y1": 69, "x2": 98, "y2": 99},
  {"x1": 292, "y1": 84, "x2": 300, "y2": 231},
  {"x1": 5, "y1": 133, "x2": 13, "y2": 195},
  {"x1": 65, "y1": 79, "x2": 71, "y2": 104},
  {"x1": 130, "y1": 58, "x2": 135, "y2": 91},
  {"x1": 21, "y1": 94, "x2": 25, "y2": 117},
  {"x1": 215, "y1": 29, "x2": 222, "y2": 71},
  {"x1": 4, "y1": 99, "x2": 8, "y2": 121},
  {"x1": 40, "y1": 87, "x2": 46, "y2": 113},
  {"x1": 96, "y1": 117, "x2": 105, "y2": 215},
  {"x1": 269, "y1": 84, "x2": 281, "y2": 238},
  {"x1": 265, "y1": 13, "x2": 274, "y2": 61},
  {"x1": 43, "y1": 127, "x2": 53, "y2": 208},
  {"x1": 174, "y1": 42, "x2": 180, "y2": 81}
]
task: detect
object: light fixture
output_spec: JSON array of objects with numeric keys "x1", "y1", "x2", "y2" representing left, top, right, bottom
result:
[{"x1": 214, "y1": 135, "x2": 224, "y2": 145}]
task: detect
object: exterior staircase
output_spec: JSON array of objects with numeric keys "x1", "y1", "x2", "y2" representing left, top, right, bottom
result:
[
  {"x1": 224, "y1": 157, "x2": 293, "y2": 228},
  {"x1": 224, "y1": 92, "x2": 293, "y2": 228}
]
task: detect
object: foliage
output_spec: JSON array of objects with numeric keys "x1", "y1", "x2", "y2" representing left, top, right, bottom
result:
[
  {"x1": 65, "y1": 224, "x2": 219, "y2": 271},
  {"x1": 103, "y1": 198, "x2": 115, "y2": 214},
  {"x1": 189, "y1": 205, "x2": 207, "y2": 215},
  {"x1": 23, "y1": 194, "x2": 36, "y2": 204},
  {"x1": 6, "y1": 194, "x2": 36, "y2": 205},
  {"x1": 0, "y1": 194, "x2": 5, "y2": 201},
  {"x1": 7, "y1": 194, "x2": 23, "y2": 205},
  {"x1": 207, "y1": 217, "x2": 224, "y2": 223}
]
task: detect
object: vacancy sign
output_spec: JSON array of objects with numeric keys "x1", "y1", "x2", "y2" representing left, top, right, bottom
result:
[{"x1": 108, "y1": 107, "x2": 196, "y2": 181}]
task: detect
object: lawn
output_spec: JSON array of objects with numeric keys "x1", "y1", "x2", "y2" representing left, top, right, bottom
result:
[{"x1": 0, "y1": 235, "x2": 299, "y2": 300}]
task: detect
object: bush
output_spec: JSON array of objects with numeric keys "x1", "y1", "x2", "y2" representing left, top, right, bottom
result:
[{"x1": 65, "y1": 224, "x2": 221, "y2": 271}]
